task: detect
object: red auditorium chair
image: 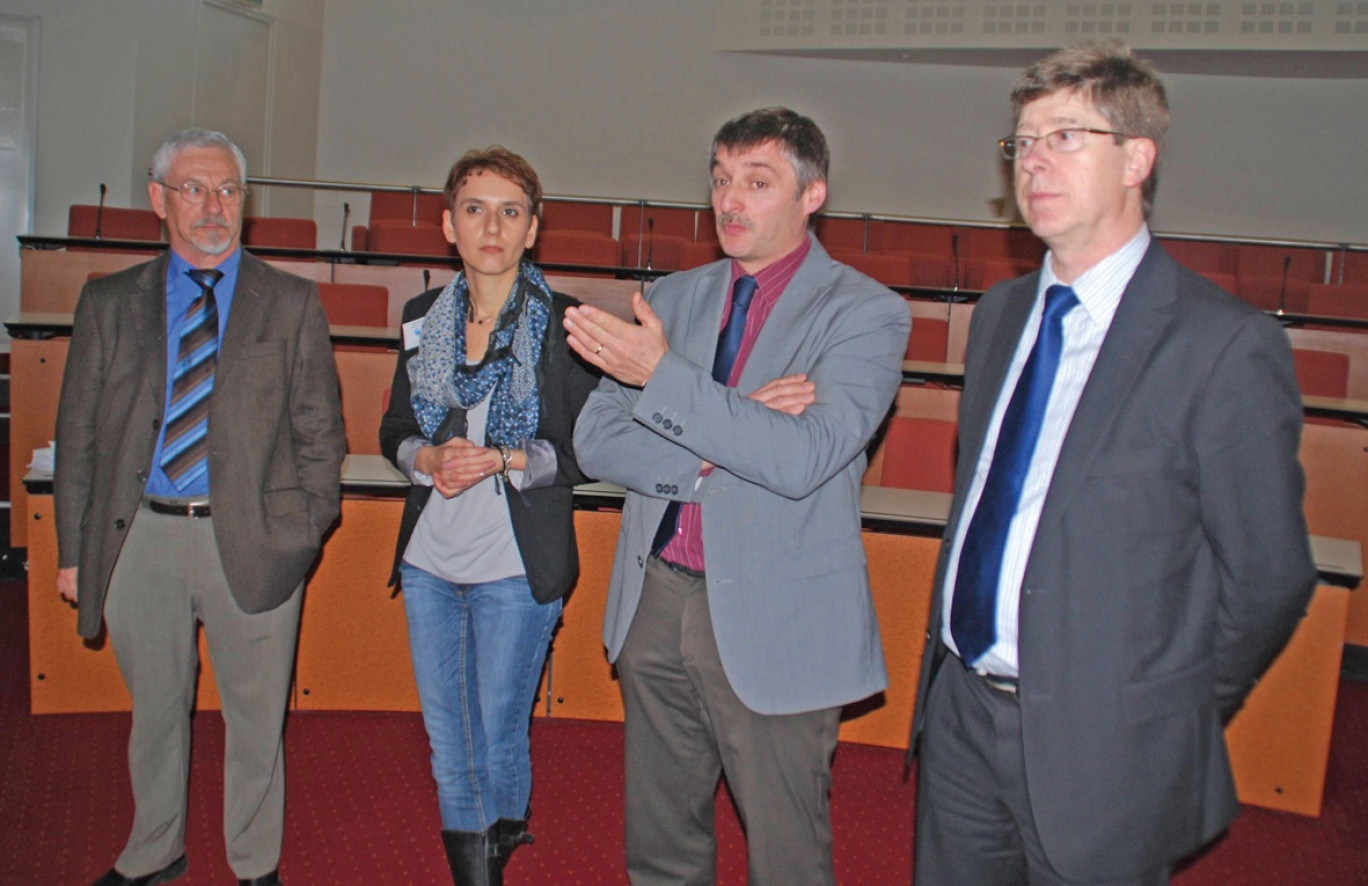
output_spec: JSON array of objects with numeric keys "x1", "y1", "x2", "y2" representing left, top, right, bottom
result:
[
  {"x1": 316, "y1": 282, "x2": 390, "y2": 327},
  {"x1": 366, "y1": 221, "x2": 454, "y2": 261},
  {"x1": 1160, "y1": 238, "x2": 1237, "y2": 277},
  {"x1": 678, "y1": 239, "x2": 725, "y2": 270},
  {"x1": 1234, "y1": 243, "x2": 1324, "y2": 312},
  {"x1": 243, "y1": 217, "x2": 317, "y2": 250},
  {"x1": 905, "y1": 316, "x2": 950, "y2": 362},
  {"x1": 1306, "y1": 283, "x2": 1368, "y2": 320},
  {"x1": 830, "y1": 251, "x2": 914, "y2": 288},
  {"x1": 1292, "y1": 349, "x2": 1350, "y2": 400},
  {"x1": 815, "y1": 215, "x2": 880, "y2": 253},
  {"x1": 1199, "y1": 272, "x2": 1238, "y2": 294},
  {"x1": 621, "y1": 234, "x2": 686, "y2": 271},
  {"x1": 532, "y1": 230, "x2": 621, "y2": 277},
  {"x1": 67, "y1": 204, "x2": 163, "y2": 242},
  {"x1": 967, "y1": 257, "x2": 1036, "y2": 291},
  {"x1": 352, "y1": 189, "x2": 447, "y2": 252},
  {"x1": 541, "y1": 200, "x2": 614, "y2": 237},
  {"x1": 878, "y1": 416, "x2": 958, "y2": 493},
  {"x1": 621, "y1": 206, "x2": 697, "y2": 271},
  {"x1": 1331, "y1": 250, "x2": 1368, "y2": 286}
]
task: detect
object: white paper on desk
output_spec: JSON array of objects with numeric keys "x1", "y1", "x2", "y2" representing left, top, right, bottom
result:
[{"x1": 29, "y1": 442, "x2": 55, "y2": 473}]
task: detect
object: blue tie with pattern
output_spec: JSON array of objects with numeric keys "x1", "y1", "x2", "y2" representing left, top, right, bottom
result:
[
  {"x1": 651, "y1": 274, "x2": 759, "y2": 556},
  {"x1": 160, "y1": 267, "x2": 222, "y2": 491},
  {"x1": 951, "y1": 284, "x2": 1079, "y2": 666}
]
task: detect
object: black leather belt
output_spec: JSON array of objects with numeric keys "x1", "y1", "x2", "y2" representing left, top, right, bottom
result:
[
  {"x1": 652, "y1": 555, "x2": 705, "y2": 580},
  {"x1": 146, "y1": 498, "x2": 211, "y2": 518}
]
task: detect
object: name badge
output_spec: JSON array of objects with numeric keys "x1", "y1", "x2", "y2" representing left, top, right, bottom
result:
[{"x1": 402, "y1": 316, "x2": 425, "y2": 351}]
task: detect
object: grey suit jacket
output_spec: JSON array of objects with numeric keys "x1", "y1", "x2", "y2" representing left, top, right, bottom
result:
[
  {"x1": 55, "y1": 250, "x2": 346, "y2": 639},
  {"x1": 574, "y1": 237, "x2": 911, "y2": 715},
  {"x1": 912, "y1": 242, "x2": 1317, "y2": 879}
]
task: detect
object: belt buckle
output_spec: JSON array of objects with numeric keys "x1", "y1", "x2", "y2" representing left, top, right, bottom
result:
[{"x1": 981, "y1": 674, "x2": 1019, "y2": 696}]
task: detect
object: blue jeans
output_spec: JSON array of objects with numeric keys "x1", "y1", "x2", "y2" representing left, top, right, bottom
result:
[{"x1": 400, "y1": 563, "x2": 561, "y2": 832}]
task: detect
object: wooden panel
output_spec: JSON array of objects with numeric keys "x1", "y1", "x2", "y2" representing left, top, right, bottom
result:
[
  {"x1": 26, "y1": 496, "x2": 221, "y2": 713},
  {"x1": 334, "y1": 349, "x2": 396, "y2": 456},
  {"x1": 838, "y1": 531, "x2": 938, "y2": 748},
  {"x1": 294, "y1": 497, "x2": 416, "y2": 711},
  {"x1": 9, "y1": 339, "x2": 65, "y2": 547},
  {"x1": 541, "y1": 510, "x2": 625, "y2": 721},
  {"x1": 1225, "y1": 584, "x2": 1350, "y2": 816},
  {"x1": 1299, "y1": 422, "x2": 1368, "y2": 646}
]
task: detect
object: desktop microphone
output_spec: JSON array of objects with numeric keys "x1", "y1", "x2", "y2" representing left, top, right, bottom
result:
[
  {"x1": 340, "y1": 202, "x2": 351, "y2": 251},
  {"x1": 95, "y1": 183, "x2": 107, "y2": 239},
  {"x1": 1277, "y1": 254, "x2": 1291, "y2": 315},
  {"x1": 423, "y1": 269, "x2": 431, "y2": 293},
  {"x1": 950, "y1": 233, "x2": 961, "y2": 291},
  {"x1": 646, "y1": 218, "x2": 655, "y2": 271}
]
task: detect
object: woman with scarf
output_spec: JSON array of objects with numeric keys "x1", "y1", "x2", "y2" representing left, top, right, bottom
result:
[{"x1": 379, "y1": 147, "x2": 598, "y2": 886}]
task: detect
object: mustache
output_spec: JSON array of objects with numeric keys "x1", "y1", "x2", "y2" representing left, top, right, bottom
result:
[
  {"x1": 193, "y1": 215, "x2": 231, "y2": 229},
  {"x1": 718, "y1": 213, "x2": 751, "y2": 230}
]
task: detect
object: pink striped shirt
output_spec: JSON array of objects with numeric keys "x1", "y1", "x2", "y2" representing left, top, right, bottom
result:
[{"x1": 659, "y1": 236, "x2": 813, "y2": 571}]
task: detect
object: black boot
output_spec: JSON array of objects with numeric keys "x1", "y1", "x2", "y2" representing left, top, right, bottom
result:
[
  {"x1": 492, "y1": 818, "x2": 535, "y2": 870},
  {"x1": 440, "y1": 828, "x2": 501, "y2": 886}
]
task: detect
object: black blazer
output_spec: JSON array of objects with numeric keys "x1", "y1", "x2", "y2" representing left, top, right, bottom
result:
[{"x1": 379, "y1": 286, "x2": 599, "y2": 604}]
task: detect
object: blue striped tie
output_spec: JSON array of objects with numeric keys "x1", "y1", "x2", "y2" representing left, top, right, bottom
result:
[
  {"x1": 951, "y1": 284, "x2": 1078, "y2": 666},
  {"x1": 160, "y1": 268, "x2": 222, "y2": 490}
]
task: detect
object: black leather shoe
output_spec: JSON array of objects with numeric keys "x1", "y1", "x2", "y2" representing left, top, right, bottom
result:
[
  {"x1": 92, "y1": 854, "x2": 188, "y2": 885},
  {"x1": 238, "y1": 871, "x2": 281, "y2": 885}
]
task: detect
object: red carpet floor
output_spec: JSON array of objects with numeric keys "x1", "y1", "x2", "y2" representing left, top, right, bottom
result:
[{"x1": 2, "y1": 581, "x2": 1365, "y2": 884}]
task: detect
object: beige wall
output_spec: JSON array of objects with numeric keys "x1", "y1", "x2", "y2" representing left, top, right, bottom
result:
[
  {"x1": 12, "y1": 0, "x2": 323, "y2": 237},
  {"x1": 12, "y1": 0, "x2": 1367, "y2": 245},
  {"x1": 312, "y1": 1, "x2": 1367, "y2": 246}
]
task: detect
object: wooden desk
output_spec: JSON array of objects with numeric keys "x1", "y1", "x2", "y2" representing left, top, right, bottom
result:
[{"x1": 21, "y1": 456, "x2": 1360, "y2": 816}]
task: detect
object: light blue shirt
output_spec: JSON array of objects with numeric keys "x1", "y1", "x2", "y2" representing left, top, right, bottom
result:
[
  {"x1": 145, "y1": 248, "x2": 241, "y2": 498},
  {"x1": 941, "y1": 226, "x2": 1151, "y2": 677}
]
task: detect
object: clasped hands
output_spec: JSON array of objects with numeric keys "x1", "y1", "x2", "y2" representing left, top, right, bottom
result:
[{"x1": 416, "y1": 437, "x2": 505, "y2": 498}]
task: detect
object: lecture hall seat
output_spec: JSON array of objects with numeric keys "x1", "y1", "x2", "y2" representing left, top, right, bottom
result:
[
  {"x1": 532, "y1": 230, "x2": 621, "y2": 277},
  {"x1": 315, "y1": 282, "x2": 390, "y2": 328},
  {"x1": 1292, "y1": 349, "x2": 1351, "y2": 400},
  {"x1": 1331, "y1": 250, "x2": 1368, "y2": 286},
  {"x1": 905, "y1": 316, "x2": 950, "y2": 362},
  {"x1": 243, "y1": 216, "x2": 318, "y2": 251},
  {"x1": 1306, "y1": 283, "x2": 1368, "y2": 320},
  {"x1": 1160, "y1": 238, "x2": 1238, "y2": 277},
  {"x1": 830, "y1": 250, "x2": 914, "y2": 288},
  {"x1": 366, "y1": 221, "x2": 454, "y2": 261},
  {"x1": 878, "y1": 416, "x2": 958, "y2": 494},
  {"x1": 67, "y1": 204, "x2": 163, "y2": 242},
  {"x1": 541, "y1": 200, "x2": 615, "y2": 237}
]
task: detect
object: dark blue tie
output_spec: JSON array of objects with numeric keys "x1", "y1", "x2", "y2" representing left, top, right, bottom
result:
[
  {"x1": 160, "y1": 268, "x2": 223, "y2": 491},
  {"x1": 951, "y1": 284, "x2": 1078, "y2": 666},
  {"x1": 651, "y1": 275, "x2": 759, "y2": 556}
]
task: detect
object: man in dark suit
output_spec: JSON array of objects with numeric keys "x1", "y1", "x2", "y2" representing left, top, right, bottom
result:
[
  {"x1": 55, "y1": 129, "x2": 345, "y2": 886},
  {"x1": 911, "y1": 42, "x2": 1317, "y2": 885},
  {"x1": 566, "y1": 108, "x2": 909, "y2": 884}
]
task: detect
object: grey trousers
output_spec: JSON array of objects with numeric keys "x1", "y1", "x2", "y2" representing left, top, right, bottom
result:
[
  {"x1": 103, "y1": 500, "x2": 302, "y2": 880},
  {"x1": 915, "y1": 658, "x2": 1169, "y2": 886},
  {"x1": 617, "y1": 557, "x2": 841, "y2": 886}
]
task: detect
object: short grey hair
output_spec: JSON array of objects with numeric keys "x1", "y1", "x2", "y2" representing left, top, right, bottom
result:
[{"x1": 150, "y1": 129, "x2": 248, "y2": 184}]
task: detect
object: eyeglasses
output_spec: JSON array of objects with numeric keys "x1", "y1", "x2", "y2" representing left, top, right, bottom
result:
[
  {"x1": 998, "y1": 128, "x2": 1130, "y2": 161},
  {"x1": 158, "y1": 181, "x2": 248, "y2": 205}
]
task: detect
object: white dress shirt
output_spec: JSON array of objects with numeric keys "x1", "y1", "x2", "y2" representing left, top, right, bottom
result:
[{"x1": 940, "y1": 226, "x2": 1150, "y2": 676}]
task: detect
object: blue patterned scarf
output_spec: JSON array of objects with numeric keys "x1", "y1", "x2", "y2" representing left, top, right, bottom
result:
[{"x1": 407, "y1": 261, "x2": 551, "y2": 446}]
